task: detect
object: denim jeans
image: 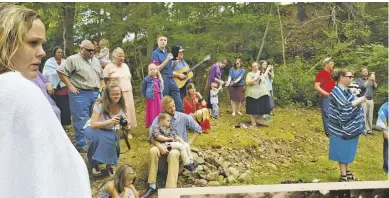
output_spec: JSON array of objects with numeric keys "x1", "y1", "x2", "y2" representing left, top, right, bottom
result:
[
  {"x1": 163, "y1": 77, "x2": 183, "y2": 112},
  {"x1": 211, "y1": 103, "x2": 219, "y2": 118},
  {"x1": 383, "y1": 138, "x2": 388, "y2": 173},
  {"x1": 320, "y1": 96, "x2": 330, "y2": 135},
  {"x1": 69, "y1": 90, "x2": 99, "y2": 149}
]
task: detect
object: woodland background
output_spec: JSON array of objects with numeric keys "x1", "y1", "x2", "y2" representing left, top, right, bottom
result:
[{"x1": 19, "y1": 2, "x2": 388, "y2": 108}]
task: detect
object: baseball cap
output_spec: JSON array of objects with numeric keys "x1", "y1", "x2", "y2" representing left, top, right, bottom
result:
[{"x1": 177, "y1": 45, "x2": 185, "y2": 52}]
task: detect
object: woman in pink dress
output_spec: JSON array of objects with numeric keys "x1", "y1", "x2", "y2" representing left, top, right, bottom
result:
[
  {"x1": 142, "y1": 63, "x2": 164, "y2": 128},
  {"x1": 103, "y1": 47, "x2": 137, "y2": 138}
]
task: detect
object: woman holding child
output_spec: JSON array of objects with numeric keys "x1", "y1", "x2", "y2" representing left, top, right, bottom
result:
[
  {"x1": 327, "y1": 69, "x2": 366, "y2": 182},
  {"x1": 84, "y1": 83, "x2": 130, "y2": 177},
  {"x1": 183, "y1": 83, "x2": 211, "y2": 132}
]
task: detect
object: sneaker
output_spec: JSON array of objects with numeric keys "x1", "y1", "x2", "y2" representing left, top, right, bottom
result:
[
  {"x1": 184, "y1": 163, "x2": 196, "y2": 172},
  {"x1": 237, "y1": 112, "x2": 242, "y2": 116}
]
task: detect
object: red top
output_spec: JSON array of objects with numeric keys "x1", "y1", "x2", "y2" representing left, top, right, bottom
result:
[
  {"x1": 315, "y1": 69, "x2": 335, "y2": 96},
  {"x1": 183, "y1": 95, "x2": 210, "y2": 132}
]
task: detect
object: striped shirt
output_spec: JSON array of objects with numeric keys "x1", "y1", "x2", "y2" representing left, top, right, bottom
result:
[
  {"x1": 327, "y1": 85, "x2": 365, "y2": 139},
  {"x1": 57, "y1": 53, "x2": 102, "y2": 90},
  {"x1": 148, "y1": 111, "x2": 202, "y2": 142}
]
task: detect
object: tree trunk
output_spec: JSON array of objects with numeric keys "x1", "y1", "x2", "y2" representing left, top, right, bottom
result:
[
  {"x1": 277, "y1": 4, "x2": 286, "y2": 67},
  {"x1": 296, "y1": 2, "x2": 308, "y2": 22},
  {"x1": 62, "y1": 2, "x2": 75, "y2": 57},
  {"x1": 256, "y1": 3, "x2": 273, "y2": 62}
]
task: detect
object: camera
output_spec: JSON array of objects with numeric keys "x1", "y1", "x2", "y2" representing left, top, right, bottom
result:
[{"x1": 119, "y1": 115, "x2": 128, "y2": 127}]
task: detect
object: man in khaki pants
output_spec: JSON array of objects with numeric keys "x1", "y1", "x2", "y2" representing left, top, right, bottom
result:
[
  {"x1": 141, "y1": 96, "x2": 202, "y2": 198},
  {"x1": 356, "y1": 67, "x2": 378, "y2": 134}
]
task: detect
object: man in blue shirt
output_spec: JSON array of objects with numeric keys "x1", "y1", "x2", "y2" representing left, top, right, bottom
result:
[
  {"x1": 141, "y1": 96, "x2": 202, "y2": 198},
  {"x1": 376, "y1": 102, "x2": 388, "y2": 174},
  {"x1": 151, "y1": 35, "x2": 183, "y2": 112},
  {"x1": 172, "y1": 45, "x2": 192, "y2": 99}
]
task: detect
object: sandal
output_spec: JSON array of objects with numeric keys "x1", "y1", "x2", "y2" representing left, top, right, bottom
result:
[
  {"x1": 106, "y1": 165, "x2": 114, "y2": 177},
  {"x1": 346, "y1": 171, "x2": 357, "y2": 180},
  {"x1": 339, "y1": 174, "x2": 348, "y2": 182},
  {"x1": 92, "y1": 166, "x2": 102, "y2": 177}
]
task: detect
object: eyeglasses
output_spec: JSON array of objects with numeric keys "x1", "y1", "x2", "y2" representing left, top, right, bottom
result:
[
  {"x1": 83, "y1": 48, "x2": 94, "y2": 52},
  {"x1": 344, "y1": 76, "x2": 354, "y2": 79}
]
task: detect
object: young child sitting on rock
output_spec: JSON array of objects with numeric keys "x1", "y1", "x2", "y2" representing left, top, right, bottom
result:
[{"x1": 152, "y1": 112, "x2": 196, "y2": 171}]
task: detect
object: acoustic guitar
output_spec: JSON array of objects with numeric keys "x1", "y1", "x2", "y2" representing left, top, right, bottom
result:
[{"x1": 174, "y1": 54, "x2": 211, "y2": 88}]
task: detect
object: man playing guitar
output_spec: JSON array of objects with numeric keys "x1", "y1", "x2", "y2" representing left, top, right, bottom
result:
[{"x1": 172, "y1": 46, "x2": 191, "y2": 99}]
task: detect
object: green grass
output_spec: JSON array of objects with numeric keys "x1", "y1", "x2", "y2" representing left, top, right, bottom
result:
[{"x1": 86, "y1": 101, "x2": 388, "y2": 196}]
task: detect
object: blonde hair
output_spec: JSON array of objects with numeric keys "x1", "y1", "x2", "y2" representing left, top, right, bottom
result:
[
  {"x1": 161, "y1": 96, "x2": 174, "y2": 107},
  {"x1": 112, "y1": 47, "x2": 124, "y2": 63},
  {"x1": 148, "y1": 63, "x2": 164, "y2": 89},
  {"x1": 99, "y1": 38, "x2": 109, "y2": 48},
  {"x1": 99, "y1": 164, "x2": 136, "y2": 194},
  {"x1": 158, "y1": 112, "x2": 171, "y2": 122},
  {"x1": 0, "y1": 3, "x2": 40, "y2": 74}
]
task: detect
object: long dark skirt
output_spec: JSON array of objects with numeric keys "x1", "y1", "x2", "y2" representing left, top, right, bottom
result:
[
  {"x1": 246, "y1": 95, "x2": 272, "y2": 115},
  {"x1": 84, "y1": 127, "x2": 120, "y2": 167},
  {"x1": 52, "y1": 94, "x2": 71, "y2": 126},
  {"x1": 228, "y1": 86, "x2": 245, "y2": 102}
]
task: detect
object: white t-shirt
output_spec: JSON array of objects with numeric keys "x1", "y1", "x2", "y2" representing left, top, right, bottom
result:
[{"x1": 0, "y1": 72, "x2": 91, "y2": 197}]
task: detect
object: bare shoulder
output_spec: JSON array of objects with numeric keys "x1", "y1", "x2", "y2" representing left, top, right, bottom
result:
[{"x1": 104, "y1": 180, "x2": 115, "y2": 193}]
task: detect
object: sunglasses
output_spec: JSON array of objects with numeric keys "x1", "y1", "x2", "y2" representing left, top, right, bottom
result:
[{"x1": 83, "y1": 47, "x2": 94, "y2": 52}]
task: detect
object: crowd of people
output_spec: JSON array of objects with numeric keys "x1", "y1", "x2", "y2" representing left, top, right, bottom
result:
[{"x1": 0, "y1": 3, "x2": 387, "y2": 198}]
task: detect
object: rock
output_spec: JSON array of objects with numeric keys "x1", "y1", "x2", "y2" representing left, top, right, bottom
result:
[
  {"x1": 191, "y1": 146, "x2": 200, "y2": 153},
  {"x1": 196, "y1": 165, "x2": 204, "y2": 171},
  {"x1": 204, "y1": 157, "x2": 222, "y2": 168},
  {"x1": 222, "y1": 161, "x2": 231, "y2": 169},
  {"x1": 211, "y1": 152, "x2": 220, "y2": 158},
  {"x1": 238, "y1": 173, "x2": 252, "y2": 182},
  {"x1": 208, "y1": 181, "x2": 221, "y2": 186},
  {"x1": 227, "y1": 175, "x2": 236, "y2": 183},
  {"x1": 193, "y1": 155, "x2": 205, "y2": 166},
  {"x1": 206, "y1": 171, "x2": 219, "y2": 181},
  {"x1": 198, "y1": 173, "x2": 207, "y2": 179},
  {"x1": 227, "y1": 167, "x2": 240, "y2": 178},
  {"x1": 203, "y1": 165, "x2": 211, "y2": 173},
  {"x1": 195, "y1": 179, "x2": 208, "y2": 186},
  {"x1": 269, "y1": 163, "x2": 278, "y2": 170},
  {"x1": 192, "y1": 152, "x2": 199, "y2": 158}
]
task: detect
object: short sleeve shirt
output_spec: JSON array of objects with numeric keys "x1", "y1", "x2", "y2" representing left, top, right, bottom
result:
[{"x1": 315, "y1": 69, "x2": 335, "y2": 96}]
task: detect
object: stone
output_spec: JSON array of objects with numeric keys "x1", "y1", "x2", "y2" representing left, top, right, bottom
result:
[
  {"x1": 193, "y1": 155, "x2": 205, "y2": 166},
  {"x1": 206, "y1": 171, "x2": 219, "y2": 181},
  {"x1": 222, "y1": 161, "x2": 231, "y2": 169},
  {"x1": 227, "y1": 167, "x2": 240, "y2": 178},
  {"x1": 195, "y1": 179, "x2": 208, "y2": 186},
  {"x1": 204, "y1": 158, "x2": 220, "y2": 169},
  {"x1": 196, "y1": 165, "x2": 204, "y2": 171},
  {"x1": 227, "y1": 175, "x2": 236, "y2": 183},
  {"x1": 191, "y1": 146, "x2": 200, "y2": 153},
  {"x1": 238, "y1": 173, "x2": 252, "y2": 182},
  {"x1": 266, "y1": 163, "x2": 278, "y2": 170},
  {"x1": 211, "y1": 152, "x2": 220, "y2": 158},
  {"x1": 208, "y1": 181, "x2": 221, "y2": 186},
  {"x1": 198, "y1": 173, "x2": 207, "y2": 179},
  {"x1": 203, "y1": 165, "x2": 211, "y2": 173}
]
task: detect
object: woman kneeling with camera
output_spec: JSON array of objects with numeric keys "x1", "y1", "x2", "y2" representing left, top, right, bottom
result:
[{"x1": 84, "y1": 83, "x2": 129, "y2": 177}]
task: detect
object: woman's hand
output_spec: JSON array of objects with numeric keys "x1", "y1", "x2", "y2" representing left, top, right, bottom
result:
[
  {"x1": 110, "y1": 115, "x2": 120, "y2": 125},
  {"x1": 195, "y1": 92, "x2": 202, "y2": 98},
  {"x1": 46, "y1": 83, "x2": 54, "y2": 95}
]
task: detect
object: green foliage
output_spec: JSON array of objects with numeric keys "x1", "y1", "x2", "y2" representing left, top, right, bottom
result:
[{"x1": 17, "y1": 2, "x2": 388, "y2": 106}]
